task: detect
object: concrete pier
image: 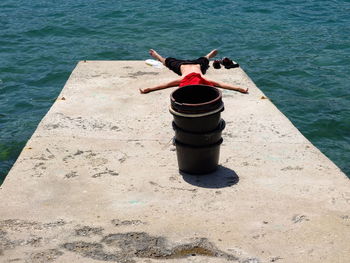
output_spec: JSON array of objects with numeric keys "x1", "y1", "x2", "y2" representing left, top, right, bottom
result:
[{"x1": 0, "y1": 61, "x2": 349, "y2": 263}]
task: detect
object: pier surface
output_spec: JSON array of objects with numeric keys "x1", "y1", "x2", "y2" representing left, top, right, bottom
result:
[{"x1": 1, "y1": 61, "x2": 349, "y2": 263}]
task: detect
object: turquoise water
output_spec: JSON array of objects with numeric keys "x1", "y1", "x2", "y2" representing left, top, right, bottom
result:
[{"x1": 1, "y1": 0, "x2": 349, "y2": 182}]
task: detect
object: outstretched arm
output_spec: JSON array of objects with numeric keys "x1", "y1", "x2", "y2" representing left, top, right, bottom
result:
[
  {"x1": 207, "y1": 79, "x2": 248, "y2": 94},
  {"x1": 139, "y1": 79, "x2": 181, "y2": 94}
]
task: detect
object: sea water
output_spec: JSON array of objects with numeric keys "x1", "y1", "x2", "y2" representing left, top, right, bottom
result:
[{"x1": 1, "y1": 0, "x2": 349, "y2": 182}]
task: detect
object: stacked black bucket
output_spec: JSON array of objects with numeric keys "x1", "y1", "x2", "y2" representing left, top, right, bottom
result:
[{"x1": 170, "y1": 85, "x2": 225, "y2": 174}]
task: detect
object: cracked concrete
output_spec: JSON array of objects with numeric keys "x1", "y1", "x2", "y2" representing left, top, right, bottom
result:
[
  {"x1": 0, "y1": 61, "x2": 349, "y2": 262},
  {"x1": 63, "y1": 232, "x2": 239, "y2": 262}
]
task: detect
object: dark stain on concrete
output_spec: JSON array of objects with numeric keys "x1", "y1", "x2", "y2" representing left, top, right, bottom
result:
[
  {"x1": 44, "y1": 113, "x2": 120, "y2": 131},
  {"x1": 0, "y1": 219, "x2": 61, "y2": 231},
  {"x1": 65, "y1": 171, "x2": 78, "y2": 178},
  {"x1": 86, "y1": 151, "x2": 97, "y2": 158},
  {"x1": 30, "y1": 151, "x2": 55, "y2": 176},
  {"x1": 34, "y1": 162, "x2": 45, "y2": 169},
  {"x1": 25, "y1": 236, "x2": 43, "y2": 247},
  {"x1": 74, "y1": 150, "x2": 84, "y2": 156},
  {"x1": 0, "y1": 219, "x2": 66, "y2": 256},
  {"x1": 92, "y1": 168, "x2": 119, "y2": 178},
  {"x1": 75, "y1": 226, "x2": 104, "y2": 237},
  {"x1": 241, "y1": 259, "x2": 261, "y2": 263},
  {"x1": 292, "y1": 214, "x2": 309, "y2": 223},
  {"x1": 32, "y1": 151, "x2": 54, "y2": 161},
  {"x1": 111, "y1": 219, "x2": 144, "y2": 227},
  {"x1": 45, "y1": 148, "x2": 55, "y2": 158},
  {"x1": 270, "y1": 256, "x2": 283, "y2": 262},
  {"x1": 60, "y1": 149, "x2": 124, "y2": 178},
  {"x1": 62, "y1": 242, "x2": 120, "y2": 261},
  {"x1": 43, "y1": 220, "x2": 66, "y2": 228},
  {"x1": 124, "y1": 71, "x2": 159, "y2": 79},
  {"x1": 149, "y1": 181, "x2": 197, "y2": 193},
  {"x1": 64, "y1": 150, "x2": 107, "y2": 164},
  {"x1": 0, "y1": 230, "x2": 43, "y2": 256},
  {"x1": 118, "y1": 155, "x2": 127, "y2": 163},
  {"x1": 340, "y1": 215, "x2": 349, "y2": 220},
  {"x1": 281, "y1": 166, "x2": 303, "y2": 171},
  {"x1": 29, "y1": 249, "x2": 63, "y2": 263},
  {"x1": 62, "y1": 232, "x2": 239, "y2": 262},
  {"x1": 62, "y1": 154, "x2": 73, "y2": 163},
  {"x1": 44, "y1": 123, "x2": 66, "y2": 130},
  {"x1": 0, "y1": 219, "x2": 66, "y2": 231},
  {"x1": 171, "y1": 187, "x2": 197, "y2": 192},
  {"x1": 252, "y1": 233, "x2": 266, "y2": 239},
  {"x1": 1, "y1": 219, "x2": 260, "y2": 262},
  {"x1": 0, "y1": 230, "x2": 16, "y2": 251},
  {"x1": 222, "y1": 131, "x2": 236, "y2": 139},
  {"x1": 0, "y1": 219, "x2": 68, "y2": 262}
]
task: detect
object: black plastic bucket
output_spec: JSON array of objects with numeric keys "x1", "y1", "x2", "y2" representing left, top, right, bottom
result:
[
  {"x1": 174, "y1": 138, "x2": 223, "y2": 174},
  {"x1": 172, "y1": 119, "x2": 225, "y2": 146},
  {"x1": 170, "y1": 85, "x2": 224, "y2": 133},
  {"x1": 169, "y1": 106, "x2": 224, "y2": 133}
]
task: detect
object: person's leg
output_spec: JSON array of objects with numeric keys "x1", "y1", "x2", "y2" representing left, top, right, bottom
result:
[
  {"x1": 204, "y1": 49, "x2": 218, "y2": 60},
  {"x1": 149, "y1": 49, "x2": 183, "y2": 75},
  {"x1": 149, "y1": 49, "x2": 166, "y2": 65}
]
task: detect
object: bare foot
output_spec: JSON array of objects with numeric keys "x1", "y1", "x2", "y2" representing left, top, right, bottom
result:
[
  {"x1": 149, "y1": 49, "x2": 165, "y2": 64},
  {"x1": 205, "y1": 49, "x2": 218, "y2": 59}
]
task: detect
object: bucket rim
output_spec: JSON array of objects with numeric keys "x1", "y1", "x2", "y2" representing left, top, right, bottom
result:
[
  {"x1": 169, "y1": 104, "x2": 224, "y2": 118},
  {"x1": 173, "y1": 137, "x2": 223, "y2": 148},
  {"x1": 170, "y1": 85, "x2": 222, "y2": 108}
]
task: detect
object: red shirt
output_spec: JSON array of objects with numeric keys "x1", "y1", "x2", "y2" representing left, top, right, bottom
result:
[{"x1": 179, "y1": 72, "x2": 214, "y2": 87}]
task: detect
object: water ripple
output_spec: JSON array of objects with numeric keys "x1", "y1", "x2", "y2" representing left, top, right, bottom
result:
[{"x1": 1, "y1": 0, "x2": 350, "y2": 181}]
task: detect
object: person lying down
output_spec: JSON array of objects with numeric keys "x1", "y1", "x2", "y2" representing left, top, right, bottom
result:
[{"x1": 139, "y1": 49, "x2": 248, "y2": 94}]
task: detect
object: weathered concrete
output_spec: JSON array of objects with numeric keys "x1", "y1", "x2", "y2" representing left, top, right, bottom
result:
[{"x1": 0, "y1": 61, "x2": 349, "y2": 263}]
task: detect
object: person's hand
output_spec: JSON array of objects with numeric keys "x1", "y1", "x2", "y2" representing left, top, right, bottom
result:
[
  {"x1": 139, "y1": 88, "x2": 151, "y2": 94},
  {"x1": 239, "y1": 88, "x2": 249, "y2": 94}
]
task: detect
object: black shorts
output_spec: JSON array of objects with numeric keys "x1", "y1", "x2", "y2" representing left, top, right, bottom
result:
[{"x1": 165, "y1": 57, "x2": 210, "y2": 76}]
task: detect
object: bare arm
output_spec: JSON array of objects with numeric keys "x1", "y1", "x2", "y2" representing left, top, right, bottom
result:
[
  {"x1": 206, "y1": 78, "x2": 248, "y2": 94},
  {"x1": 139, "y1": 79, "x2": 181, "y2": 94}
]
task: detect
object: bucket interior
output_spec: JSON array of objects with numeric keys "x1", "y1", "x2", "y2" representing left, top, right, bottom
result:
[{"x1": 172, "y1": 85, "x2": 220, "y2": 105}]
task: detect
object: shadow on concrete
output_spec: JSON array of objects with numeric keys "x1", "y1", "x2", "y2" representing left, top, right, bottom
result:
[{"x1": 180, "y1": 165, "x2": 239, "y2": 189}]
